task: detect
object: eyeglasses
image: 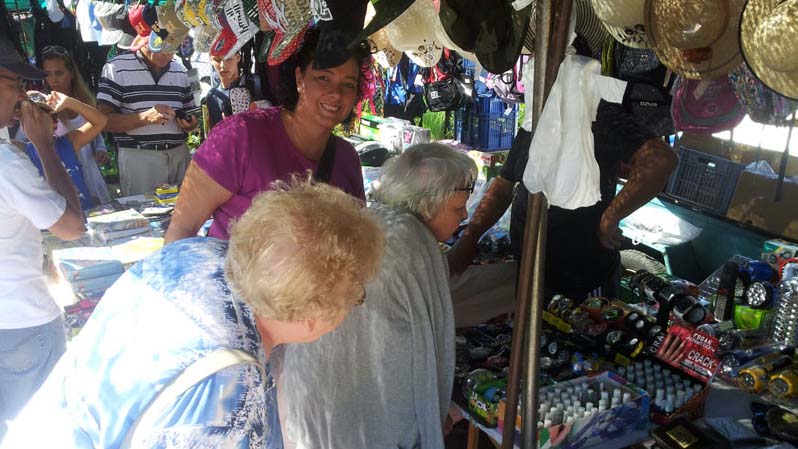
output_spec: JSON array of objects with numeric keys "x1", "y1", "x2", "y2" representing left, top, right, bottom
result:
[
  {"x1": 455, "y1": 180, "x2": 476, "y2": 195},
  {"x1": 42, "y1": 46, "x2": 68, "y2": 56},
  {"x1": 0, "y1": 73, "x2": 25, "y2": 90}
]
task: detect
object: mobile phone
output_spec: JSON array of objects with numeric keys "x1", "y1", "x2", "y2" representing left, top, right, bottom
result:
[
  {"x1": 176, "y1": 106, "x2": 201, "y2": 121},
  {"x1": 26, "y1": 92, "x2": 54, "y2": 113}
]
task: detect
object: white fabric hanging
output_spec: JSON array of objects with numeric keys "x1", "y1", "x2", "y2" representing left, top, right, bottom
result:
[{"x1": 522, "y1": 54, "x2": 627, "y2": 209}]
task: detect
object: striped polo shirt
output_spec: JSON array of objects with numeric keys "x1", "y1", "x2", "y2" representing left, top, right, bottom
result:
[{"x1": 97, "y1": 52, "x2": 194, "y2": 149}]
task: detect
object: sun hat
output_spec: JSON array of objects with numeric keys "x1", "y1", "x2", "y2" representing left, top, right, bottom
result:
[
  {"x1": 312, "y1": 0, "x2": 368, "y2": 36},
  {"x1": 671, "y1": 75, "x2": 746, "y2": 134},
  {"x1": 95, "y1": 3, "x2": 125, "y2": 45},
  {"x1": 0, "y1": 37, "x2": 46, "y2": 79},
  {"x1": 175, "y1": 0, "x2": 201, "y2": 27},
  {"x1": 149, "y1": 2, "x2": 191, "y2": 54},
  {"x1": 193, "y1": 23, "x2": 218, "y2": 53},
  {"x1": 261, "y1": 0, "x2": 312, "y2": 65},
  {"x1": 740, "y1": 0, "x2": 798, "y2": 100},
  {"x1": 729, "y1": 62, "x2": 798, "y2": 125},
  {"x1": 523, "y1": 0, "x2": 608, "y2": 55},
  {"x1": 645, "y1": 0, "x2": 744, "y2": 79},
  {"x1": 370, "y1": 30, "x2": 402, "y2": 68},
  {"x1": 385, "y1": 0, "x2": 442, "y2": 67},
  {"x1": 591, "y1": 0, "x2": 650, "y2": 48},
  {"x1": 474, "y1": 0, "x2": 532, "y2": 74},
  {"x1": 350, "y1": 0, "x2": 414, "y2": 46},
  {"x1": 209, "y1": 0, "x2": 259, "y2": 58}
]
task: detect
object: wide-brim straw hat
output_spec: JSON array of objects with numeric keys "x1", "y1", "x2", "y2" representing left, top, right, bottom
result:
[
  {"x1": 740, "y1": 0, "x2": 798, "y2": 100},
  {"x1": 592, "y1": 0, "x2": 651, "y2": 48},
  {"x1": 523, "y1": 0, "x2": 609, "y2": 55},
  {"x1": 645, "y1": 0, "x2": 744, "y2": 79}
]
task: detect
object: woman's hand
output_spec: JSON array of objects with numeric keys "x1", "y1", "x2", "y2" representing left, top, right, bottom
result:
[{"x1": 46, "y1": 90, "x2": 73, "y2": 113}]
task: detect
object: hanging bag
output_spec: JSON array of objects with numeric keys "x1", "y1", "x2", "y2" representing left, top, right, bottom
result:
[{"x1": 424, "y1": 65, "x2": 464, "y2": 112}]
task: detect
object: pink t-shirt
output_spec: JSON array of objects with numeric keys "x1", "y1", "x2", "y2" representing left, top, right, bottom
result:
[{"x1": 192, "y1": 106, "x2": 366, "y2": 239}]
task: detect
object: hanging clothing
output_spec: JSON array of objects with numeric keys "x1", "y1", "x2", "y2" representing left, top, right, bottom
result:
[{"x1": 522, "y1": 54, "x2": 626, "y2": 209}]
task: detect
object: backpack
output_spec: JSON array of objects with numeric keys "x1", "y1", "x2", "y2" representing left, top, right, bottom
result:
[
  {"x1": 729, "y1": 63, "x2": 798, "y2": 126},
  {"x1": 671, "y1": 76, "x2": 745, "y2": 135}
]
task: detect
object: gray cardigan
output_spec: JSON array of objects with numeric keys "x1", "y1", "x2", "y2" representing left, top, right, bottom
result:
[{"x1": 276, "y1": 206, "x2": 455, "y2": 449}]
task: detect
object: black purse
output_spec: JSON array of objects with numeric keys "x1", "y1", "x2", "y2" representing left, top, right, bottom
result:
[{"x1": 424, "y1": 62, "x2": 474, "y2": 112}]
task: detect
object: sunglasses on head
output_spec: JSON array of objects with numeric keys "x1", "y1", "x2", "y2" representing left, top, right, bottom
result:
[{"x1": 42, "y1": 46, "x2": 68, "y2": 56}]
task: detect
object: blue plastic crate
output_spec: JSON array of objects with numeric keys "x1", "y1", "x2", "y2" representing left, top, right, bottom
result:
[{"x1": 472, "y1": 96, "x2": 517, "y2": 150}]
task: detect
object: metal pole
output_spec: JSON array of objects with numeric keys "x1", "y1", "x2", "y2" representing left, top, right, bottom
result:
[
  {"x1": 519, "y1": 0, "x2": 574, "y2": 448},
  {"x1": 501, "y1": 183, "x2": 543, "y2": 449}
]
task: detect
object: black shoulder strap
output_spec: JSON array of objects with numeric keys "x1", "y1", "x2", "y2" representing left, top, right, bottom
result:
[{"x1": 316, "y1": 135, "x2": 338, "y2": 183}]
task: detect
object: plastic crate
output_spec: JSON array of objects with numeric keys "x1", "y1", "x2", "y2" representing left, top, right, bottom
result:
[
  {"x1": 474, "y1": 96, "x2": 517, "y2": 151},
  {"x1": 665, "y1": 146, "x2": 745, "y2": 215}
]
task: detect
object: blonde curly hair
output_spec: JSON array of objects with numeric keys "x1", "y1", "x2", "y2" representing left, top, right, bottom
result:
[{"x1": 225, "y1": 177, "x2": 385, "y2": 323}]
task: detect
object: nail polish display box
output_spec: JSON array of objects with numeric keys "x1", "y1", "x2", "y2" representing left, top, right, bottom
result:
[{"x1": 499, "y1": 371, "x2": 649, "y2": 449}]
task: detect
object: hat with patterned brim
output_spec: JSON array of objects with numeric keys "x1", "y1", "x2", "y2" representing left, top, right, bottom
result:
[
  {"x1": 523, "y1": 0, "x2": 609, "y2": 55},
  {"x1": 261, "y1": 0, "x2": 312, "y2": 65},
  {"x1": 591, "y1": 0, "x2": 650, "y2": 48},
  {"x1": 645, "y1": 0, "x2": 744, "y2": 79},
  {"x1": 740, "y1": 0, "x2": 798, "y2": 100}
]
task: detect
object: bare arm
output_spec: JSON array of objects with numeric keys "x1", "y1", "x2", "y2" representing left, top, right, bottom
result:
[
  {"x1": 164, "y1": 162, "x2": 233, "y2": 243},
  {"x1": 447, "y1": 176, "x2": 515, "y2": 275},
  {"x1": 20, "y1": 101, "x2": 85, "y2": 240},
  {"x1": 48, "y1": 94, "x2": 108, "y2": 151},
  {"x1": 97, "y1": 103, "x2": 175, "y2": 133},
  {"x1": 598, "y1": 138, "x2": 678, "y2": 249}
]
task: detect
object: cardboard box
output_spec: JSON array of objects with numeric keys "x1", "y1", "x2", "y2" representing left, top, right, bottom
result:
[
  {"x1": 498, "y1": 372, "x2": 649, "y2": 449},
  {"x1": 726, "y1": 171, "x2": 798, "y2": 240},
  {"x1": 761, "y1": 239, "x2": 798, "y2": 270},
  {"x1": 358, "y1": 114, "x2": 385, "y2": 141}
]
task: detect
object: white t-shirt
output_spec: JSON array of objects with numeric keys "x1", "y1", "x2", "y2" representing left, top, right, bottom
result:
[{"x1": 0, "y1": 138, "x2": 66, "y2": 329}]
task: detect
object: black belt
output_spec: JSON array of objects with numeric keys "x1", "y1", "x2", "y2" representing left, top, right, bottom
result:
[{"x1": 131, "y1": 143, "x2": 183, "y2": 151}]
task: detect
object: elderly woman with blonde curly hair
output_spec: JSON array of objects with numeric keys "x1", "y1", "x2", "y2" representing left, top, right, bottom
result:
[
  {"x1": 3, "y1": 180, "x2": 385, "y2": 449},
  {"x1": 278, "y1": 143, "x2": 478, "y2": 449}
]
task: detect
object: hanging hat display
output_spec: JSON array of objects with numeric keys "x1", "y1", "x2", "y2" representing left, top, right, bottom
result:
[
  {"x1": 523, "y1": 0, "x2": 608, "y2": 55},
  {"x1": 439, "y1": 0, "x2": 531, "y2": 72},
  {"x1": 729, "y1": 62, "x2": 798, "y2": 125},
  {"x1": 591, "y1": 0, "x2": 650, "y2": 48},
  {"x1": 260, "y1": 0, "x2": 313, "y2": 65},
  {"x1": 385, "y1": 0, "x2": 443, "y2": 68},
  {"x1": 475, "y1": 0, "x2": 532, "y2": 74},
  {"x1": 370, "y1": 29, "x2": 402, "y2": 68},
  {"x1": 312, "y1": 0, "x2": 368, "y2": 36},
  {"x1": 350, "y1": 0, "x2": 414, "y2": 46},
  {"x1": 671, "y1": 75, "x2": 746, "y2": 134},
  {"x1": 645, "y1": 0, "x2": 744, "y2": 79},
  {"x1": 740, "y1": 0, "x2": 798, "y2": 100},
  {"x1": 149, "y1": 1, "x2": 191, "y2": 54}
]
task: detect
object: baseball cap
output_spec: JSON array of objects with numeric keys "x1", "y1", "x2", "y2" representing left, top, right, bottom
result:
[{"x1": 0, "y1": 38, "x2": 46, "y2": 80}]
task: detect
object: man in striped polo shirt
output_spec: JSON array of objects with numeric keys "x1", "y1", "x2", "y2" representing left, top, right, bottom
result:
[{"x1": 97, "y1": 44, "x2": 197, "y2": 196}]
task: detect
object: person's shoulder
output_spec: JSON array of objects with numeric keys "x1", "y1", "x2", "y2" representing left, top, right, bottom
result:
[
  {"x1": 332, "y1": 135, "x2": 359, "y2": 160},
  {"x1": 0, "y1": 141, "x2": 31, "y2": 173},
  {"x1": 105, "y1": 52, "x2": 138, "y2": 68},
  {"x1": 168, "y1": 60, "x2": 188, "y2": 75}
]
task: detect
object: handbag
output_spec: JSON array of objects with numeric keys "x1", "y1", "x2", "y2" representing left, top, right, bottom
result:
[
  {"x1": 425, "y1": 65, "x2": 465, "y2": 112},
  {"x1": 671, "y1": 76, "x2": 745, "y2": 135},
  {"x1": 120, "y1": 348, "x2": 265, "y2": 449}
]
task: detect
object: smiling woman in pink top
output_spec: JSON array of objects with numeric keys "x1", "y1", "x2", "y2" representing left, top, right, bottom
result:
[{"x1": 165, "y1": 28, "x2": 369, "y2": 242}]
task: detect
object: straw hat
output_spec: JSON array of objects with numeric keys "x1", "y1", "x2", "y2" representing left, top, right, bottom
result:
[
  {"x1": 740, "y1": 0, "x2": 798, "y2": 100},
  {"x1": 645, "y1": 0, "x2": 744, "y2": 79},
  {"x1": 523, "y1": 0, "x2": 609, "y2": 55},
  {"x1": 370, "y1": 29, "x2": 402, "y2": 68},
  {"x1": 591, "y1": 0, "x2": 650, "y2": 48}
]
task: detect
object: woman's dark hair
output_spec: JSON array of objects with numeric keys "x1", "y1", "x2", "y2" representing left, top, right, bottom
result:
[{"x1": 279, "y1": 27, "x2": 373, "y2": 111}]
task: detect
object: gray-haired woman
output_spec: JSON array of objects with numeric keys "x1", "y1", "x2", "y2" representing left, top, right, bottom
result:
[{"x1": 277, "y1": 143, "x2": 478, "y2": 449}]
